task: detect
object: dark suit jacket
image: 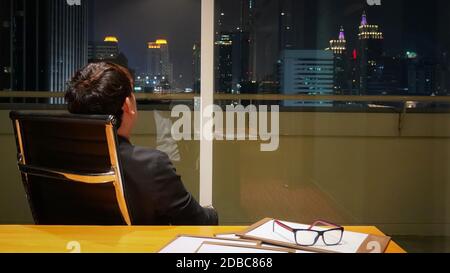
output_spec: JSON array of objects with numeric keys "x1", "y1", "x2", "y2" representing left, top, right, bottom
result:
[{"x1": 118, "y1": 136, "x2": 218, "y2": 225}]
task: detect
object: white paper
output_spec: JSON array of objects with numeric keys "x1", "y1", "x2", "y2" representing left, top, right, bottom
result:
[
  {"x1": 214, "y1": 234, "x2": 242, "y2": 240},
  {"x1": 159, "y1": 236, "x2": 259, "y2": 253},
  {"x1": 260, "y1": 243, "x2": 314, "y2": 253},
  {"x1": 196, "y1": 243, "x2": 290, "y2": 253},
  {"x1": 246, "y1": 219, "x2": 368, "y2": 253}
]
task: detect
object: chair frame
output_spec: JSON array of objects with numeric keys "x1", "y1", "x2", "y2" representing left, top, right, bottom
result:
[{"x1": 11, "y1": 112, "x2": 132, "y2": 225}]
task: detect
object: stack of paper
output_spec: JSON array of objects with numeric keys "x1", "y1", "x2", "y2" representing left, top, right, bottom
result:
[{"x1": 158, "y1": 218, "x2": 391, "y2": 253}]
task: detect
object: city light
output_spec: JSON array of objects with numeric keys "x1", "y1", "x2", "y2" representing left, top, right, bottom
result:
[
  {"x1": 104, "y1": 36, "x2": 119, "y2": 43},
  {"x1": 406, "y1": 51, "x2": 418, "y2": 59},
  {"x1": 155, "y1": 39, "x2": 168, "y2": 45},
  {"x1": 148, "y1": 42, "x2": 160, "y2": 49}
]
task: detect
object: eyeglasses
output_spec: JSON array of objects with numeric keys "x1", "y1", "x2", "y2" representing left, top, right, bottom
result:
[{"x1": 272, "y1": 219, "x2": 344, "y2": 247}]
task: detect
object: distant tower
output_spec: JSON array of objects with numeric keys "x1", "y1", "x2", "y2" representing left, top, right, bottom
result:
[
  {"x1": 88, "y1": 36, "x2": 120, "y2": 62},
  {"x1": 361, "y1": 11, "x2": 368, "y2": 27},
  {"x1": 215, "y1": 33, "x2": 233, "y2": 93},
  {"x1": 356, "y1": 11, "x2": 384, "y2": 94},
  {"x1": 329, "y1": 26, "x2": 346, "y2": 55},
  {"x1": 146, "y1": 39, "x2": 173, "y2": 88},
  {"x1": 330, "y1": 26, "x2": 348, "y2": 94},
  {"x1": 280, "y1": 50, "x2": 334, "y2": 107},
  {"x1": 48, "y1": 0, "x2": 88, "y2": 103},
  {"x1": 8, "y1": 0, "x2": 88, "y2": 103}
]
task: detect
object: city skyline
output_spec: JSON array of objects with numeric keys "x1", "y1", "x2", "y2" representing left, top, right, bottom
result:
[
  {"x1": 1, "y1": 0, "x2": 450, "y2": 100},
  {"x1": 89, "y1": 0, "x2": 201, "y2": 89}
]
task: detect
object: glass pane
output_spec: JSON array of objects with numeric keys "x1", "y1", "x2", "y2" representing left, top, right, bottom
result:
[
  {"x1": 0, "y1": 0, "x2": 201, "y2": 223},
  {"x1": 213, "y1": 0, "x2": 450, "y2": 253}
]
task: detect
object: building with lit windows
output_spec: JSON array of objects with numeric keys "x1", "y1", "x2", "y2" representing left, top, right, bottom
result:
[
  {"x1": 329, "y1": 27, "x2": 346, "y2": 55},
  {"x1": 215, "y1": 31, "x2": 252, "y2": 94},
  {"x1": 88, "y1": 36, "x2": 120, "y2": 62},
  {"x1": 3, "y1": 0, "x2": 88, "y2": 103},
  {"x1": 356, "y1": 11, "x2": 384, "y2": 95},
  {"x1": 280, "y1": 50, "x2": 334, "y2": 107},
  {"x1": 215, "y1": 33, "x2": 233, "y2": 93},
  {"x1": 146, "y1": 39, "x2": 173, "y2": 89},
  {"x1": 329, "y1": 26, "x2": 349, "y2": 95}
]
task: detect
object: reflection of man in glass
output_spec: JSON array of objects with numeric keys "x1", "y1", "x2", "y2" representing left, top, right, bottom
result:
[
  {"x1": 65, "y1": 62, "x2": 218, "y2": 225},
  {"x1": 153, "y1": 110, "x2": 181, "y2": 162}
]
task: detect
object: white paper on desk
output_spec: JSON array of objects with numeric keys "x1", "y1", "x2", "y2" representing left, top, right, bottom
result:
[
  {"x1": 158, "y1": 236, "x2": 259, "y2": 253},
  {"x1": 214, "y1": 233, "x2": 311, "y2": 253},
  {"x1": 214, "y1": 233, "x2": 241, "y2": 240},
  {"x1": 260, "y1": 243, "x2": 314, "y2": 253},
  {"x1": 196, "y1": 243, "x2": 290, "y2": 254},
  {"x1": 247, "y1": 219, "x2": 368, "y2": 253}
]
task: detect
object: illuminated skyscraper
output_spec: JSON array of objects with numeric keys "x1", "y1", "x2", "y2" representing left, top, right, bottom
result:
[
  {"x1": 89, "y1": 36, "x2": 120, "y2": 62},
  {"x1": 329, "y1": 26, "x2": 346, "y2": 55},
  {"x1": 356, "y1": 11, "x2": 384, "y2": 94},
  {"x1": 280, "y1": 49, "x2": 334, "y2": 107},
  {"x1": 329, "y1": 26, "x2": 349, "y2": 95},
  {"x1": 146, "y1": 39, "x2": 173, "y2": 87},
  {"x1": 6, "y1": 0, "x2": 88, "y2": 103},
  {"x1": 215, "y1": 33, "x2": 233, "y2": 93}
]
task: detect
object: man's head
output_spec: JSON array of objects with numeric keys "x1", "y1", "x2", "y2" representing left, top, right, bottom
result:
[{"x1": 65, "y1": 62, "x2": 138, "y2": 138}]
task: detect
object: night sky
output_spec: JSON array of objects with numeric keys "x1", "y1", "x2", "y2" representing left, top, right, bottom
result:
[
  {"x1": 88, "y1": 0, "x2": 450, "y2": 88},
  {"x1": 89, "y1": 0, "x2": 201, "y2": 89}
]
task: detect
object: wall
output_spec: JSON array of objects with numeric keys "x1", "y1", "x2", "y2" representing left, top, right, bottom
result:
[{"x1": 1, "y1": 110, "x2": 449, "y2": 236}]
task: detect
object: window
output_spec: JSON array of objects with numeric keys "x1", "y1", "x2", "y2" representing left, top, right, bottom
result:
[
  {"x1": 212, "y1": 0, "x2": 450, "y2": 253},
  {"x1": 0, "y1": 0, "x2": 450, "y2": 253}
]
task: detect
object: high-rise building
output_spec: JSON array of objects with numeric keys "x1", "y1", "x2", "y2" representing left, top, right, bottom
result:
[
  {"x1": 215, "y1": 33, "x2": 233, "y2": 93},
  {"x1": 88, "y1": 36, "x2": 129, "y2": 68},
  {"x1": 216, "y1": 0, "x2": 254, "y2": 92},
  {"x1": 407, "y1": 56, "x2": 436, "y2": 95},
  {"x1": 5, "y1": 0, "x2": 88, "y2": 103},
  {"x1": 356, "y1": 11, "x2": 384, "y2": 95},
  {"x1": 279, "y1": 0, "x2": 319, "y2": 50},
  {"x1": 89, "y1": 36, "x2": 120, "y2": 62},
  {"x1": 215, "y1": 31, "x2": 252, "y2": 94},
  {"x1": 329, "y1": 26, "x2": 349, "y2": 95},
  {"x1": 280, "y1": 49, "x2": 334, "y2": 107},
  {"x1": 329, "y1": 26, "x2": 346, "y2": 55},
  {"x1": 146, "y1": 39, "x2": 173, "y2": 88}
]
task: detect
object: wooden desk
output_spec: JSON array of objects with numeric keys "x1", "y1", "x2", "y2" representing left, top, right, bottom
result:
[{"x1": 0, "y1": 225, "x2": 405, "y2": 253}]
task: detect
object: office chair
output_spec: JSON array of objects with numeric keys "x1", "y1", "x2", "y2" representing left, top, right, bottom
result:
[{"x1": 9, "y1": 111, "x2": 132, "y2": 225}]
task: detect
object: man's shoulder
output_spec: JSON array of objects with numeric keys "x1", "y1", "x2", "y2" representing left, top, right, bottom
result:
[{"x1": 118, "y1": 140, "x2": 169, "y2": 165}]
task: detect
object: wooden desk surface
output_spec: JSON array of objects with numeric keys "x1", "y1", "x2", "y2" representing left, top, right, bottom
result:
[{"x1": 0, "y1": 225, "x2": 406, "y2": 253}]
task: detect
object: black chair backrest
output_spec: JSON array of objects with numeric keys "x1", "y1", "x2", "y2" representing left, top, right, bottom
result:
[{"x1": 10, "y1": 111, "x2": 132, "y2": 225}]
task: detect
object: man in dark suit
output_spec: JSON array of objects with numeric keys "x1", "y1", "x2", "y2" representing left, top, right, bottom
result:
[{"x1": 65, "y1": 62, "x2": 218, "y2": 225}]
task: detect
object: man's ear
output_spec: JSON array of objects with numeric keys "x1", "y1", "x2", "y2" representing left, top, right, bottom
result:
[{"x1": 122, "y1": 97, "x2": 136, "y2": 115}]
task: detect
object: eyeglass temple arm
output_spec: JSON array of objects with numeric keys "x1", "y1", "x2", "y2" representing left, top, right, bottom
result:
[
  {"x1": 308, "y1": 220, "x2": 341, "y2": 230},
  {"x1": 273, "y1": 220, "x2": 294, "y2": 232}
]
